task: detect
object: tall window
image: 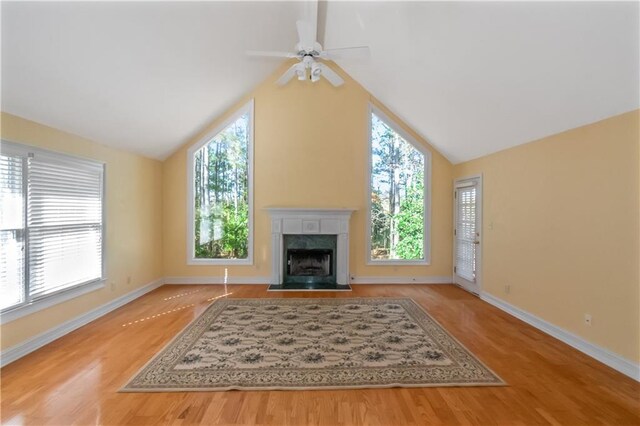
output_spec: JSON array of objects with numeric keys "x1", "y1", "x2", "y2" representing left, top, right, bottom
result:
[
  {"x1": 368, "y1": 106, "x2": 430, "y2": 263},
  {"x1": 0, "y1": 141, "x2": 104, "y2": 313},
  {"x1": 188, "y1": 101, "x2": 253, "y2": 264}
]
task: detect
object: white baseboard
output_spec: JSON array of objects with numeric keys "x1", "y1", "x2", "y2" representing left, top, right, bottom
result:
[
  {"x1": 164, "y1": 275, "x2": 454, "y2": 285},
  {"x1": 350, "y1": 275, "x2": 452, "y2": 284},
  {"x1": 164, "y1": 276, "x2": 271, "y2": 285},
  {"x1": 164, "y1": 276, "x2": 453, "y2": 284},
  {"x1": 0, "y1": 278, "x2": 164, "y2": 368},
  {"x1": 481, "y1": 292, "x2": 640, "y2": 382}
]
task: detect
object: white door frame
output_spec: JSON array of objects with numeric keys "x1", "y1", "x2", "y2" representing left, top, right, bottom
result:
[{"x1": 453, "y1": 174, "x2": 483, "y2": 295}]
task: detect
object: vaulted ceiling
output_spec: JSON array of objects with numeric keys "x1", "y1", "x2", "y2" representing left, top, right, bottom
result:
[{"x1": 2, "y1": 2, "x2": 638, "y2": 163}]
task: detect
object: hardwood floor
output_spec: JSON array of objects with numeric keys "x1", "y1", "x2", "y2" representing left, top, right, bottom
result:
[{"x1": 1, "y1": 284, "x2": 639, "y2": 425}]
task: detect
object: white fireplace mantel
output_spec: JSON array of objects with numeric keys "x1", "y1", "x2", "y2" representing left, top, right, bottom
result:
[{"x1": 265, "y1": 208, "x2": 356, "y2": 285}]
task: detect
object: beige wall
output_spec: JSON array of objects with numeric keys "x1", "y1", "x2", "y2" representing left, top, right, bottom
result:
[
  {"x1": 454, "y1": 110, "x2": 640, "y2": 362},
  {"x1": 163, "y1": 62, "x2": 454, "y2": 280},
  {"x1": 0, "y1": 113, "x2": 164, "y2": 351}
]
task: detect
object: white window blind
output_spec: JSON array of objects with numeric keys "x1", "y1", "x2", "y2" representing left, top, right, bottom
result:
[
  {"x1": 0, "y1": 154, "x2": 26, "y2": 310},
  {"x1": 28, "y1": 157, "x2": 103, "y2": 298},
  {"x1": 0, "y1": 141, "x2": 104, "y2": 312},
  {"x1": 455, "y1": 186, "x2": 476, "y2": 282}
]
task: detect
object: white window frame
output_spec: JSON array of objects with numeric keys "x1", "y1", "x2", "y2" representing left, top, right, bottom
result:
[
  {"x1": 0, "y1": 140, "x2": 106, "y2": 325},
  {"x1": 186, "y1": 99, "x2": 254, "y2": 265},
  {"x1": 366, "y1": 104, "x2": 432, "y2": 265}
]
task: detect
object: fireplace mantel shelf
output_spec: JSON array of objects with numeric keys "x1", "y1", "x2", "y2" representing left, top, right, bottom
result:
[{"x1": 264, "y1": 207, "x2": 356, "y2": 217}]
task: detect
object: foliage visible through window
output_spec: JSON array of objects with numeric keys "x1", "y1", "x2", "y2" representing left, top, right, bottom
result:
[
  {"x1": 370, "y1": 112, "x2": 425, "y2": 261},
  {"x1": 194, "y1": 113, "x2": 250, "y2": 259}
]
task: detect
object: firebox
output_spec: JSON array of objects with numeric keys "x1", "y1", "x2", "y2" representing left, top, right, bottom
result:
[
  {"x1": 287, "y1": 249, "x2": 333, "y2": 276},
  {"x1": 282, "y1": 235, "x2": 337, "y2": 286}
]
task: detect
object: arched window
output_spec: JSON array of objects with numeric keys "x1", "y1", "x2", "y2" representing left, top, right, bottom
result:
[
  {"x1": 368, "y1": 105, "x2": 431, "y2": 264},
  {"x1": 187, "y1": 100, "x2": 253, "y2": 264}
]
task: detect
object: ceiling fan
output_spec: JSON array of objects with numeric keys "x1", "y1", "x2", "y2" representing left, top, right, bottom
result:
[{"x1": 247, "y1": 2, "x2": 369, "y2": 87}]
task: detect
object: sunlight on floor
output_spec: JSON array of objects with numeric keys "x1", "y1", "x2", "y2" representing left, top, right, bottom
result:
[
  {"x1": 163, "y1": 289, "x2": 204, "y2": 301},
  {"x1": 121, "y1": 304, "x2": 196, "y2": 327},
  {"x1": 120, "y1": 291, "x2": 233, "y2": 327},
  {"x1": 206, "y1": 292, "x2": 233, "y2": 302}
]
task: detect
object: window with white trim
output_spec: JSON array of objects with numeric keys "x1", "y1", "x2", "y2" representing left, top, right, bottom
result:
[
  {"x1": 187, "y1": 100, "x2": 253, "y2": 264},
  {"x1": 368, "y1": 105, "x2": 430, "y2": 263},
  {"x1": 0, "y1": 141, "x2": 105, "y2": 313}
]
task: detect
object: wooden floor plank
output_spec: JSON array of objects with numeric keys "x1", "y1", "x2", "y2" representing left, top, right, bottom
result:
[{"x1": 1, "y1": 284, "x2": 639, "y2": 425}]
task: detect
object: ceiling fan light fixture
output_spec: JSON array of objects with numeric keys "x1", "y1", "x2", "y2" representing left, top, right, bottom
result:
[
  {"x1": 295, "y1": 63, "x2": 306, "y2": 81},
  {"x1": 310, "y1": 62, "x2": 322, "y2": 82}
]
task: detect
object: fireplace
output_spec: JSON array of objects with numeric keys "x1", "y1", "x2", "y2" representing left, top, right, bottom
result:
[
  {"x1": 266, "y1": 208, "x2": 355, "y2": 288},
  {"x1": 282, "y1": 234, "x2": 336, "y2": 285}
]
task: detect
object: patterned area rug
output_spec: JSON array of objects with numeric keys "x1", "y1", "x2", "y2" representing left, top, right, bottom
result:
[{"x1": 121, "y1": 298, "x2": 504, "y2": 391}]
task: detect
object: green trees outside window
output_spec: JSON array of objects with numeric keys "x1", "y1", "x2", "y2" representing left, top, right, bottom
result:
[
  {"x1": 193, "y1": 113, "x2": 250, "y2": 259},
  {"x1": 370, "y1": 112, "x2": 426, "y2": 261}
]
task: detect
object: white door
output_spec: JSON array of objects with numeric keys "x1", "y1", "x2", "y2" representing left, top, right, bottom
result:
[{"x1": 454, "y1": 176, "x2": 482, "y2": 295}]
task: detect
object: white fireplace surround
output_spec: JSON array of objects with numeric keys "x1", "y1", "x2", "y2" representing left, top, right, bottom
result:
[{"x1": 266, "y1": 208, "x2": 355, "y2": 285}]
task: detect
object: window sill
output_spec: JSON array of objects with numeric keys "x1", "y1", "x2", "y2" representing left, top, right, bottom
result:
[
  {"x1": 366, "y1": 259, "x2": 432, "y2": 266},
  {"x1": 187, "y1": 258, "x2": 253, "y2": 266},
  {"x1": 0, "y1": 279, "x2": 106, "y2": 325}
]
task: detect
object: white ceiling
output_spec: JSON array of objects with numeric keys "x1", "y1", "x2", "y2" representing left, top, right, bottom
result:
[
  {"x1": 1, "y1": 2, "x2": 303, "y2": 160},
  {"x1": 2, "y1": 2, "x2": 639, "y2": 163}
]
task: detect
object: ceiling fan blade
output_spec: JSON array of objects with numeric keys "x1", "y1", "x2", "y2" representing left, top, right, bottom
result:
[
  {"x1": 318, "y1": 63, "x2": 344, "y2": 87},
  {"x1": 276, "y1": 63, "x2": 298, "y2": 86},
  {"x1": 246, "y1": 50, "x2": 297, "y2": 59},
  {"x1": 296, "y1": 20, "x2": 316, "y2": 51},
  {"x1": 321, "y1": 46, "x2": 371, "y2": 60}
]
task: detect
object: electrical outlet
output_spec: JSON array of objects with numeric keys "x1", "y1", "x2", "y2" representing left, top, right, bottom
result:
[
  {"x1": 504, "y1": 284, "x2": 511, "y2": 294},
  {"x1": 126, "y1": 276, "x2": 131, "y2": 285},
  {"x1": 110, "y1": 281, "x2": 116, "y2": 292},
  {"x1": 584, "y1": 314, "x2": 592, "y2": 326}
]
